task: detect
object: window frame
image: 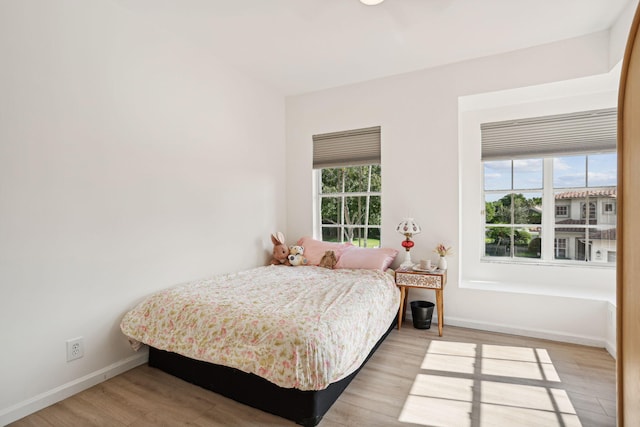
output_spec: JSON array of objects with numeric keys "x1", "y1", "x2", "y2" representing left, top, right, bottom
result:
[
  {"x1": 481, "y1": 154, "x2": 616, "y2": 266},
  {"x1": 554, "y1": 238, "x2": 568, "y2": 259},
  {"x1": 580, "y1": 202, "x2": 597, "y2": 220},
  {"x1": 315, "y1": 164, "x2": 382, "y2": 247},
  {"x1": 483, "y1": 159, "x2": 543, "y2": 260},
  {"x1": 603, "y1": 201, "x2": 616, "y2": 214},
  {"x1": 555, "y1": 205, "x2": 569, "y2": 218}
]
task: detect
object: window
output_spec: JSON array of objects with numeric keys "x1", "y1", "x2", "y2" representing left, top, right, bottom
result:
[
  {"x1": 554, "y1": 238, "x2": 568, "y2": 259},
  {"x1": 603, "y1": 202, "x2": 616, "y2": 214},
  {"x1": 318, "y1": 165, "x2": 381, "y2": 247},
  {"x1": 481, "y1": 108, "x2": 617, "y2": 265},
  {"x1": 483, "y1": 160, "x2": 542, "y2": 259},
  {"x1": 553, "y1": 154, "x2": 617, "y2": 262},
  {"x1": 483, "y1": 154, "x2": 616, "y2": 263},
  {"x1": 313, "y1": 126, "x2": 382, "y2": 247},
  {"x1": 580, "y1": 202, "x2": 597, "y2": 220}
]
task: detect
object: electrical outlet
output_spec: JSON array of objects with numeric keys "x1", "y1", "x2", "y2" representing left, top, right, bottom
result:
[{"x1": 66, "y1": 337, "x2": 84, "y2": 362}]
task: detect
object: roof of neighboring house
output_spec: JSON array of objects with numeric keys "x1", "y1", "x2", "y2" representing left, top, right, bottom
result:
[
  {"x1": 556, "y1": 219, "x2": 597, "y2": 225},
  {"x1": 554, "y1": 218, "x2": 617, "y2": 239},
  {"x1": 555, "y1": 188, "x2": 616, "y2": 199},
  {"x1": 591, "y1": 228, "x2": 617, "y2": 240}
]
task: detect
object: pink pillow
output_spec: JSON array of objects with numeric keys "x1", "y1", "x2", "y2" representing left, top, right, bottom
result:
[
  {"x1": 334, "y1": 246, "x2": 399, "y2": 271},
  {"x1": 296, "y1": 237, "x2": 353, "y2": 266}
]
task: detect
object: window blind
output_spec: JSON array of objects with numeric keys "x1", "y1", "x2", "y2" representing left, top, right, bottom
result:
[
  {"x1": 313, "y1": 126, "x2": 381, "y2": 169},
  {"x1": 481, "y1": 108, "x2": 617, "y2": 161}
]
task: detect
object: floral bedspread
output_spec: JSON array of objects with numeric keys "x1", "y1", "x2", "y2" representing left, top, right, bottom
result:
[{"x1": 120, "y1": 265, "x2": 399, "y2": 391}]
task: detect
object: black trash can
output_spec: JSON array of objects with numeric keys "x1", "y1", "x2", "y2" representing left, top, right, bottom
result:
[{"x1": 410, "y1": 301, "x2": 435, "y2": 329}]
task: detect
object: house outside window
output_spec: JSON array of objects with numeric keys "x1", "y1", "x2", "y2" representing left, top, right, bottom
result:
[
  {"x1": 313, "y1": 127, "x2": 382, "y2": 247},
  {"x1": 553, "y1": 154, "x2": 617, "y2": 263}
]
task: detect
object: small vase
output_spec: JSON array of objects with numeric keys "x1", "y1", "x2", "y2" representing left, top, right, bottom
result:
[{"x1": 438, "y1": 256, "x2": 447, "y2": 270}]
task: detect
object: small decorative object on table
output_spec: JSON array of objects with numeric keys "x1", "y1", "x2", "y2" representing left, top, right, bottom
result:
[
  {"x1": 396, "y1": 217, "x2": 422, "y2": 269},
  {"x1": 434, "y1": 243, "x2": 453, "y2": 270}
]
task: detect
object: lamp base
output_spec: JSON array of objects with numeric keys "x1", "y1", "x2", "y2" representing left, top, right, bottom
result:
[{"x1": 400, "y1": 251, "x2": 414, "y2": 270}]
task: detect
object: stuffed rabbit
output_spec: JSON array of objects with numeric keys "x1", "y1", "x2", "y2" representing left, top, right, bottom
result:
[{"x1": 270, "y1": 232, "x2": 291, "y2": 266}]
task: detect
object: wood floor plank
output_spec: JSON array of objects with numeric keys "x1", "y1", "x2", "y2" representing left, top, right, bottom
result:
[{"x1": 9, "y1": 325, "x2": 616, "y2": 427}]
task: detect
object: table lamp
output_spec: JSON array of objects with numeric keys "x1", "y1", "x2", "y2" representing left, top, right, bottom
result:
[{"x1": 396, "y1": 218, "x2": 421, "y2": 269}]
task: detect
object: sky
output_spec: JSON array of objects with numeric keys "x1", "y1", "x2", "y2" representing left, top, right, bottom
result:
[{"x1": 484, "y1": 153, "x2": 617, "y2": 195}]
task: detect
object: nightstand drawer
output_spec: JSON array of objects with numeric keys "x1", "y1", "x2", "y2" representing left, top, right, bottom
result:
[{"x1": 396, "y1": 271, "x2": 444, "y2": 289}]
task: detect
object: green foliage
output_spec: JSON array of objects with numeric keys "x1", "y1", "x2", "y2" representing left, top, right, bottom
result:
[
  {"x1": 528, "y1": 237, "x2": 541, "y2": 254},
  {"x1": 486, "y1": 227, "x2": 510, "y2": 244},
  {"x1": 484, "y1": 193, "x2": 542, "y2": 258},
  {"x1": 486, "y1": 193, "x2": 541, "y2": 225},
  {"x1": 514, "y1": 228, "x2": 531, "y2": 245},
  {"x1": 485, "y1": 202, "x2": 496, "y2": 223}
]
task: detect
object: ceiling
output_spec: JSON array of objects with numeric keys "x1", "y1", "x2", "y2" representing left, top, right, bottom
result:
[{"x1": 118, "y1": 0, "x2": 632, "y2": 95}]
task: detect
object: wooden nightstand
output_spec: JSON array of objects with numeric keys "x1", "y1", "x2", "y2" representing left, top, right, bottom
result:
[{"x1": 395, "y1": 268, "x2": 447, "y2": 336}]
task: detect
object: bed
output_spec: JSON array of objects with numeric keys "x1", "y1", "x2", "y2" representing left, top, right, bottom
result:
[{"x1": 120, "y1": 264, "x2": 400, "y2": 426}]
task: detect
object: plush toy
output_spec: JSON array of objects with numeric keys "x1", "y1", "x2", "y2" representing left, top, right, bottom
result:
[
  {"x1": 270, "y1": 232, "x2": 291, "y2": 266},
  {"x1": 318, "y1": 250, "x2": 337, "y2": 269},
  {"x1": 288, "y1": 245, "x2": 308, "y2": 266}
]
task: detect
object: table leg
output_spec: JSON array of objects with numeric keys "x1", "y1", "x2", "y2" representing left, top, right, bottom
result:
[
  {"x1": 402, "y1": 288, "x2": 408, "y2": 322},
  {"x1": 398, "y1": 286, "x2": 406, "y2": 329},
  {"x1": 436, "y1": 289, "x2": 444, "y2": 337}
]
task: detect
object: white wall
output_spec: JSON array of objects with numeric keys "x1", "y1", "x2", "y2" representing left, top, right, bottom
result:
[
  {"x1": 0, "y1": 1, "x2": 285, "y2": 423},
  {"x1": 286, "y1": 30, "x2": 624, "y2": 350}
]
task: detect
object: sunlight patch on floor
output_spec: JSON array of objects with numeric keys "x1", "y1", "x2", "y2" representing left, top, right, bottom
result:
[
  {"x1": 425, "y1": 341, "x2": 478, "y2": 357},
  {"x1": 421, "y1": 353, "x2": 476, "y2": 374},
  {"x1": 480, "y1": 403, "x2": 582, "y2": 427},
  {"x1": 400, "y1": 341, "x2": 580, "y2": 426},
  {"x1": 481, "y1": 381, "x2": 575, "y2": 413},
  {"x1": 400, "y1": 395, "x2": 473, "y2": 427},
  {"x1": 482, "y1": 358, "x2": 561, "y2": 381},
  {"x1": 482, "y1": 345, "x2": 552, "y2": 363},
  {"x1": 409, "y1": 374, "x2": 474, "y2": 402}
]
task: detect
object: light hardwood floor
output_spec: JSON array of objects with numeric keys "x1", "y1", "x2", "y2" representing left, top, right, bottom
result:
[{"x1": 10, "y1": 325, "x2": 616, "y2": 427}]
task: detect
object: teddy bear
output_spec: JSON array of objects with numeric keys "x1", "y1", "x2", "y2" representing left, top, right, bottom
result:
[
  {"x1": 318, "y1": 250, "x2": 337, "y2": 269},
  {"x1": 270, "y1": 232, "x2": 291, "y2": 265},
  {"x1": 287, "y1": 245, "x2": 308, "y2": 266}
]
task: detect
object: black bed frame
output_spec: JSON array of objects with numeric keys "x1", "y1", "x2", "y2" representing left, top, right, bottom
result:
[{"x1": 148, "y1": 318, "x2": 396, "y2": 426}]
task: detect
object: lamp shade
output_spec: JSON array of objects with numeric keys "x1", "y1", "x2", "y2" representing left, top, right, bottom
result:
[
  {"x1": 396, "y1": 218, "x2": 421, "y2": 236},
  {"x1": 360, "y1": 0, "x2": 384, "y2": 5}
]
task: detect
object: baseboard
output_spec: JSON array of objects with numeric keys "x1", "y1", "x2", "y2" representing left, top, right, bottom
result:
[
  {"x1": 605, "y1": 339, "x2": 617, "y2": 359},
  {"x1": 441, "y1": 316, "x2": 610, "y2": 349},
  {"x1": 0, "y1": 352, "x2": 148, "y2": 426}
]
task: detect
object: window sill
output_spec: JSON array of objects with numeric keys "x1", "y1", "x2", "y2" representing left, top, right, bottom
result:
[
  {"x1": 460, "y1": 276, "x2": 615, "y2": 303},
  {"x1": 480, "y1": 257, "x2": 615, "y2": 270}
]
